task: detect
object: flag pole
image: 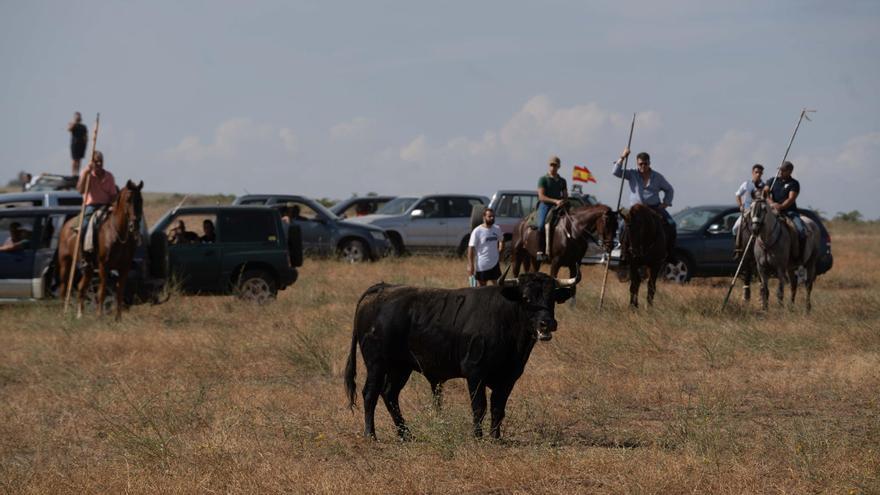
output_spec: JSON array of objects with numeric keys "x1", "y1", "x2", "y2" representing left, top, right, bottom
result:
[
  {"x1": 598, "y1": 113, "x2": 635, "y2": 310},
  {"x1": 64, "y1": 113, "x2": 100, "y2": 313},
  {"x1": 721, "y1": 108, "x2": 815, "y2": 310}
]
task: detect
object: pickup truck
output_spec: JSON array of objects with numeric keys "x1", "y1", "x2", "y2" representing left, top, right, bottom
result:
[{"x1": 150, "y1": 206, "x2": 302, "y2": 302}]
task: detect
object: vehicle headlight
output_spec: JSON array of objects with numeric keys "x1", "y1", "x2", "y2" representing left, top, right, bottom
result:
[{"x1": 370, "y1": 230, "x2": 386, "y2": 241}]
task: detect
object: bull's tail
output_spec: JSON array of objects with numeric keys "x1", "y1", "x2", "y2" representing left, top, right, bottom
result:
[
  {"x1": 344, "y1": 316, "x2": 359, "y2": 410},
  {"x1": 345, "y1": 282, "x2": 390, "y2": 410}
]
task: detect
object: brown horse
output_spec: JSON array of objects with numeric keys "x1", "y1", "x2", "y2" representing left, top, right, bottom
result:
[
  {"x1": 58, "y1": 180, "x2": 144, "y2": 320},
  {"x1": 511, "y1": 204, "x2": 618, "y2": 283},
  {"x1": 620, "y1": 204, "x2": 668, "y2": 308}
]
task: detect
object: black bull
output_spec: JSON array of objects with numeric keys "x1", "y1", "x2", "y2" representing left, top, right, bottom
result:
[{"x1": 344, "y1": 272, "x2": 576, "y2": 440}]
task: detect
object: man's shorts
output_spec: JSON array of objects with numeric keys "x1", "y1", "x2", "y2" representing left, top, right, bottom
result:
[
  {"x1": 475, "y1": 263, "x2": 502, "y2": 282},
  {"x1": 71, "y1": 142, "x2": 87, "y2": 160}
]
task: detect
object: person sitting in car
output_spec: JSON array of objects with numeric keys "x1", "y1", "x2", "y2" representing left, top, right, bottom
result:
[
  {"x1": 0, "y1": 222, "x2": 30, "y2": 252},
  {"x1": 200, "y1": 219, "x2": 216, "y2": 243}
]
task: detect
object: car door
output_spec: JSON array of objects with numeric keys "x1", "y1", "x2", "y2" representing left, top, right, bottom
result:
[
  {"x1": 273, "y1": 201, "x2": 332, "y2": 255},
  {"x1": 446, "y1": 197, "x2": 486, "y2": 248},
  {"x1": 0, "y1": 216, "x2": 39, "y2": 298},
  {"x1": 406, "y1": 197, "x2": 447, "y2": 248},
  {"x1": 702, "y1": 210, "x2": 740, "y2": 269},
  {"x1": 218, "y1": 210, "x2": 281, "y2": 287},
  {"x1": 165, "y1": 213, "x2": 222, "y2": 292}
]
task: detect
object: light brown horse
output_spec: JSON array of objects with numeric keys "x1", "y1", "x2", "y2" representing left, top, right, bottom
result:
[
  {"x1": 58, "y1": 180, "x2": 144, "y2": 320},
  {"x1": 749, "y1": 198, "x2": 821, "y2": 312},
  {"x1": 511, "y1": 204, "x2": 618, "y2": 285},
  {"x1": 620, "y1": 204, "x2": 668, "y2": 308}
]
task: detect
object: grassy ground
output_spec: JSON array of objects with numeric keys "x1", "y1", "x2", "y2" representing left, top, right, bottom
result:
[{"x1": 0, "y1": 215, "x2": 877, "y2": 493}]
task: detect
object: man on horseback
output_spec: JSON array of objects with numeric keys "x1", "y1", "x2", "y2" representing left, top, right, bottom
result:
[
  {"x1": 613, "y1": 148, "x2": 676, "y2": 260},
  {"x1": 536, "y1": 156, "x2": 568, "y2": 261},
  {"x1": 76, "y1": 151, "x2": 117, "y2": 257},
  {"x1": 733, "y1": 163, "x2": 765, "y2": 257},
  {"x1": 765, "y1": 161, "x2": 805, "y2": 261}
]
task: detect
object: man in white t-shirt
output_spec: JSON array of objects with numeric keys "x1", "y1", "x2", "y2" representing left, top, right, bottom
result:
[
  {"x1": 733, "y1": 163, "x2": 765, "y2": 256},
  {"x1": 467, "y1": 207, "x2": 503, "y2": 286}
]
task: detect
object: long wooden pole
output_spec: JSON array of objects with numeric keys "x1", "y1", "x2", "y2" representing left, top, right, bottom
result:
[
  {"x1": 721, "y1": 108, "x2": 815, "y2": 310},
  {"x1": 598, "y1": 113, "x2": 636, "y2": 310},
  {"x1": 64, "y1": 113, "x2": 100, "y2": 312}
]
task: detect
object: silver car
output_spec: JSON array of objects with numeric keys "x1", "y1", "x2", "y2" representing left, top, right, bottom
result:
[{"x1": 350, "y1": 194, "x2": 488, "y2": 255}]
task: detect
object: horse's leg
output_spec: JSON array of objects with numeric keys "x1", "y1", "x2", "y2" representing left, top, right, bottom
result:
[
  {"x1": 115, "y1": 267, "x2": 130, "y2": 321},
  {"x1": 759, "y1": 267, "x2": 769, "y2": 311},
  {"x1": 512, "y1": 249, "x2": 521, "y2": 277},
  {"x1": 646, "y1": 263, "x2": 660, "y2": 307},
  {"x1": 629, "y1": 264, "x2": 640, "y2": 308},
  {"x1": 788, "y1": 266, "x2": 798, "y2": 307},
  {"x1": 776, "y1": 266, "x2": 786, "y2": 308},
  {"x1": 805, "y1": 262, "x2": 816, "y2": 313},
  {"x1": 97, "y1": 263, "x2": 108, "y2": 317},
  {"x1": 77, "y1": 266, "x2": 92, "y2": 319},
  {"x1": 742, "y1": 258, "x2": 752, "y2": 302}
]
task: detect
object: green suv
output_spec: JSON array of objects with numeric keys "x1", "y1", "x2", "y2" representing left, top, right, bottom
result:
[{"x1": 150, "y1": 206, "x2": 302, "y2": 302}]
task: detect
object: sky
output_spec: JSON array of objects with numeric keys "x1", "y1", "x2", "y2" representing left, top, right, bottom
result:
[{"x1": 2, "y1": 1, "x2": 879, "y2": 218}]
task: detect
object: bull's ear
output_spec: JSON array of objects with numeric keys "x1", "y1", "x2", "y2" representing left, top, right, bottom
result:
[
  {"x1": 554, "y1": 287, "x2": 574, "y2": 304},
  {"x1": 500, "y1": 286, "x2": 520, "y2": 301}
]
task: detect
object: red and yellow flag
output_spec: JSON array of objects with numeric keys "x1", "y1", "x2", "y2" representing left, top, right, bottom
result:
[{"x1": 573, "y1": 165, "x2": 596, "y2": 183}]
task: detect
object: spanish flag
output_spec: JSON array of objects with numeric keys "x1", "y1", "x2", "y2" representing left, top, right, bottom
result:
[{"x1": 573, "y1": 165, "x2": 596, "y2": 183}]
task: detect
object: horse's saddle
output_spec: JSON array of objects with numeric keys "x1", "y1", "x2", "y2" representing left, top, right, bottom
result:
[
  {"x1": 526, "y1": 198, "x2": 585, "y2": 229},
  {"x1": 83, "y1": 207, "x2": 110, "y2": 254}
]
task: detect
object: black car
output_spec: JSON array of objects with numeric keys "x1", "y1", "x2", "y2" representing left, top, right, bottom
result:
[
  {"x1": 233, "y1": 194, "x2": 391, "y2": 262},
  {"x1": 664, "y1": 205, "x2": 833, "y2": 282}
]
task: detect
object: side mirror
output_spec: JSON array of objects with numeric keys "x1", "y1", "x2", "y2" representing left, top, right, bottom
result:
[
  {"x1": 707, "y1": 224, "x2": 725, "y2": 234},
  {"x1": 411, "y1": 209, "x2": 424, "y2": 218}
]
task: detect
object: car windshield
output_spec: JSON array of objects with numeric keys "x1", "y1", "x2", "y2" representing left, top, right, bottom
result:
[
  {"x1": 304, "y1": 200, "x2": 340, "y2": 220},
  {"x1": 673, "y1": 207, "x2": 726, "y2": 232},
  {"x1": 377, "y1": 197, "x2": 417, "y2": 215}
]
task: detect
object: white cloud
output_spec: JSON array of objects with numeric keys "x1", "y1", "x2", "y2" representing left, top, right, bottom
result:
[
  {"x1": 399, "y1": 134, "x2": 428, "y2": 162},
  {"x1": 165, "y1": 118, "x2": 278, "y2": 162},
  {"x1": 330, "y1": 117, "x2": 374, "y2": 140},
  {"x1": 279, "y1": 128, "x2": 298, "y2": 154}
]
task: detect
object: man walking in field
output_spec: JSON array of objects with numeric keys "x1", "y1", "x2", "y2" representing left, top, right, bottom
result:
[
  {"x1": 68, "y1": 112, "x2": 88, "y2": 176},
  {"x1": 467, "y1": 207, "x2": 503, "y2": 286}
]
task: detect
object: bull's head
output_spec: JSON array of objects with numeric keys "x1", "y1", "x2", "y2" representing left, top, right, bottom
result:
[{"x1": 499, "y1": 272, "x2": 577, "y2": 341}]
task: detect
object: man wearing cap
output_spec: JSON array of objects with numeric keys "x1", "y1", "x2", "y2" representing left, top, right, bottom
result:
[
  {"x1": 733, "y1": 163, "x2": 765, "y2": 257},
  {"x1": 536, "y1": 156, "x2": 568, "y2": 260},
  {"x1": 765, "y1": 161, "x2": 805, "y2": 258},
  {"x1": 613, "y1": 148, "x2": 676, "y2": 258}
]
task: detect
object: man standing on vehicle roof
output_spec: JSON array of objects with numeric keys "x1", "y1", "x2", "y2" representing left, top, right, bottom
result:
[
  {"x1": 536, "y1": 156, "x2": 568, "y2": 260},
  {"x1": 68, "y1": 112, "x2": 88, "y2": 176},
  {"x1": 733, "y1": 163, "x2": 765, "y2": 257},
  {"x1": 467, "y1": 207, "x2": 503, "y2": 286},
  {"x1": 613, "y1": 148, "x2": 676, "y2": 258}
]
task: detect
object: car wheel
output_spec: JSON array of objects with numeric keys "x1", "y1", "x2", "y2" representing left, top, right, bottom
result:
[
  {"x1": 340, "y1": 239, "x2": 368, "y2": 263},
  {"x1": 387, "y1": 232, "x2": 405, "y2": 256},
  {"x1": 662, "y1": 255, "x2": 692, "y2": 284},
  {"x1": 236, "y1": 269, "x2": 277, "y2": 303}
]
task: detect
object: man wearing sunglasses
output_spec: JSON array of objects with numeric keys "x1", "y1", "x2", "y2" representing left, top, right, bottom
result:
[{"x1": 613, "y1": 148, "x2": 676, "y2": 260}]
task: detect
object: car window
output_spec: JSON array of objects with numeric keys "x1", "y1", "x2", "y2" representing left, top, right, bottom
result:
[
  {"x1": 713, "y1": 212, "x2": 740, "y2": 234},
  {"x1": 378, "y1": 197, "x2": 417, "y2": 215},
  {"x1": 497, "y1": 194, "x2": 537, "y2": 218},
  {"x1": 165, "y1": 213, "x2": 218, "y2": 245},
  {"x1": 276, "y1": 202, "x2": 319, "y2": 221},
  {"x1": 674, "y1": 208, "x2": 723, "y2": 233},
  {"x1": 238, "y1": 198, "x2": 267, "y2": 205},
  {"x1": 57, "y1": 197, "x2": 83, "y2": 206},
  {"x1": 339, "y1": 199, "x2": 388, "y2": 218},
  {"x1": 415, "y1": 198, "x2": 444, "y2": 218},
  {"x1": 1, "y1": 200, "x2": 41, "y2": 208},
  {"x1": 220, "y1": 211, "x2": 277, "y2": 243},
  {"x1": 447, "y1": 197, "x2": 483, "y2": 218},
  {"x1": 0, "y1": 216, "x2": 36, "y2": 252}
]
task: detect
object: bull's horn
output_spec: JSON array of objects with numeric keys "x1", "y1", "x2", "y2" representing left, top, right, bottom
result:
[
  {"x1": 500, "y1": 277, "x2": 519, "y2": 287},
  {"x1": 556, "y1": 276, "x2": 578, "y2": 288},
  {"x1": 496, "y1": 263, "x2": 512, "y2": 285}
]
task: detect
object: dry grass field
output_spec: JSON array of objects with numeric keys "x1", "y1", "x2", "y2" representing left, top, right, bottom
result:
[{"x1": 1, "y1": 197, "x2": 878, "y2": 494}]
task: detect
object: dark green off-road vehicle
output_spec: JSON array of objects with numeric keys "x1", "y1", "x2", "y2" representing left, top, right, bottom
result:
[{"x1": 150, "y1": 206, "x2": 302, "y2": 302}]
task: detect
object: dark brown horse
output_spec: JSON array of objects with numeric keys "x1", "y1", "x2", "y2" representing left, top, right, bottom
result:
[
  {"x1": 511, "y1": 204, "x2": 618, "y2": 283},
  {"x1": 620, "y1": 204, "x2": 668, "y2": 308},
  {"x1": 58, "y1": 180, "x2": 144, "y2": 320}
]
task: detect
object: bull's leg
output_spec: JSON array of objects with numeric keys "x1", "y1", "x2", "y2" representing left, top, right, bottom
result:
[
  {"x1": 629, "y1": 264, "x2": 640, "y2": 308},
  {"x1": 430, "y1": 380, "x2": 444, "y2": 412},
  {"x1": 361, "y1": 366, "x2": 385, "y2": 440},
  {"x1": 489, "y1": 383, "x2": 514, "y2": 439},
  {"x1": 381, "y1": 367, "x2": 413, "y2": 441},
  {"x1": 467, "y1": 377, "x2": 487, "y2": 438}
]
